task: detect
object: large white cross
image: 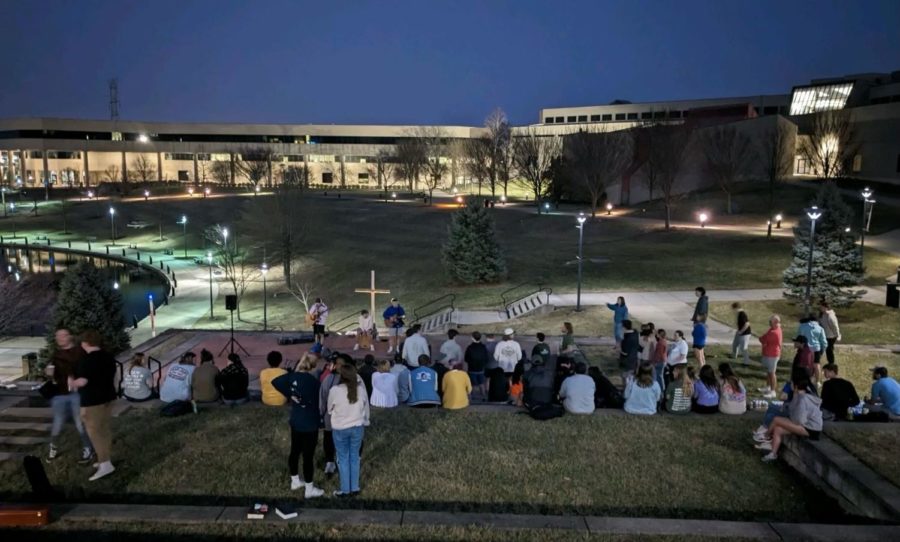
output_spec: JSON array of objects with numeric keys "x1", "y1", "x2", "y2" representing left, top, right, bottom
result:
[{"x1": 354, "y1": 270, "x2": 391, "y2": 317}]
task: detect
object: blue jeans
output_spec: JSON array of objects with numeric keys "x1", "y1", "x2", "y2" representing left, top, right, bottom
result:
[
  {"x1": 332, "y1": 425, "x2": 364, "y2": 493},
  {"x1": 762, "y1": 404, "x2": 784, "y2": 427},
  {"x1": 50, "y1": 393, "x2": 92, "y2": 449},
  {"x1": 652, "y1": 363, "x2": 666, "y2": 395},
  {"x1": 614, "y1": 322, "x2": 624, "y2": 343}
]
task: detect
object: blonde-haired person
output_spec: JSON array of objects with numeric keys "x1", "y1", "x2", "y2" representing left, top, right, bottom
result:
[
  {"x1": 122, "y1": 352, "x2": 154, "y2": 402},
  {"x1": 327, "y1": 364, "x2": 370, "y2": 497},
  {"x1": 758, "y1": 315, "x2": 783, "y2": 399},
  {"x1": 272, "y1": 354, "x2": 325, "y2": 498},
  {"x1": 665, "y1": 363, "x2": 693, "y2": 414},
  {"x1": 370, "y1": 360, "x2": 399, "y2": 408}
]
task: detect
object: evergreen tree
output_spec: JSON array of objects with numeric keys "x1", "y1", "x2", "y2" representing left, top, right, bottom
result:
[
  {"x1": 442, "y1": 198, "x2": 507, "y2": 284},
  {"x1": 783, "y1": 181, "x2": 864, "y2": 308},
  {"x1": 48, "y1": 262, "x2": 130, "y2": 354}
]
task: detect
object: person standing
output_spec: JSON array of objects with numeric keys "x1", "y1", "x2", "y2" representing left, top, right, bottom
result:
[
  {"x1": 327, "y1": 364, "x2": 370, "y2": 497},
  {"x1": 494, "y1": 328, "x2": 523, "y2": 376},
  {"x1": 665, "y1": 330, "x2": 689, "y2": 389},
  {"x1": 691, "y1": 320, "x2": 707, "y2": 367},
  {"x1": 46, "y1": 328, "x2": 93, "y2": 463},
  {"x1": 308, "y1": 298, "x2": 329, "y2": 345},
  {"x1": 652, "y1": 329, "x2": 668, "y2": 394},
  {"x1": 619, "y1": 320, "x2": 640, "y2": 374},
  {"x1": 731, "y1": 303, "x2": 752, "y2": 366},
  {"x1": 606, "y1": 297, "x2": 629, "y2": 347},
  {"x1": 382, "y1": 298, "x2": 406, "y2": 355},
  {"x1": 819, "y1": 302, "x2": 841, "y2": 365},
  {"x1": 532, "y1": 332, "x2": 552, "y2": 362},
  {"x1": 559, "y1": 323, "x2": 577, "y2": 356},
  {"x1": 691, "y1": 287, "x2": 708, "y2": 323},
  {"x1": 272, "y1": 356, "x2": 325, "y2": 498},
  {"x1": 69, "y1": 330, "x2": 117, "y2": 481},
  {"x1": 260, "y1": 351, "x2": 288, "y2": 406},
  {"x1": 319, "y1": 355, "x2": 345, "y2": 476},
  {"x1": 438, "y1": 329, "x2": 463, "y2": 368},
  {"x1": 758, "y1": 315, "x2": 783, "y2": 399},
  {"x1": 402, "y1": 325, "x2": 429, "y2": 368},
  {"x1": 464, "y1": 331, "x2": 490, "y2": 401},
  {"x1": 798, "y1": 317, "x2": 827, "y2": 385}
]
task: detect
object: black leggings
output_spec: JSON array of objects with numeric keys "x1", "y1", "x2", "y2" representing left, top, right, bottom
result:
[
  {"x1": 323, "y1": 430, "x2": 335, "y2": 463},
  {"x1": 289, "y1": 430, "x2": 318, "y2": 481},
  {"x1": 691, "y1": 403, "x2": 719, "y2": 414},
  {"x1": 825, "y1": 338, "x2": 837, "y2": 364}
]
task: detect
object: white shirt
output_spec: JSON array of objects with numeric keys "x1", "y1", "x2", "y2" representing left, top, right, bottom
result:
[
  {"x1": 309, "y1": 302, "x2": 329, "y2": 325},
  {"x1": 439, "y1": 339, "x2": 463, "y2": 366},
  {"x1": 358, "y1": 314, "x2": 374, "y2": 332},
  {"x1": 160, "y1": 363, "x2": 195, "y2": 403},
  {"x1": 494, "y1": 339, "x2": 523, "y2": 373},
  {"x1": 327, "y1": 382, "x2": 371, "y2": 430},
  {"x1": 370, "y1": 372, "x2": 399, "y2": 408},
  {"x1": 402, "y1": 334, "x2": 429, "y2": 367},
  {"x1": 666, "y1": 339, "x2": 688, "y2": 366}
]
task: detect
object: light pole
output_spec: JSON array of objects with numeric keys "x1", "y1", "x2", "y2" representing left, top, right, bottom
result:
[
  {"x1": 261, "y1": 262, "x2": 268, "y2": 331},
  {"x1": 775, "y1": 214, "x2": 783, "y2": 229},
  {"x1": 188, "y1": 186, "x2": 194, "y2": 197},
  {"x1": 204, "y1": 187, "x2": 210, "y2": 198},
  {"x1": 804, "y1": 206, "x2": 823, "y2": 315},
  {"x1": 576, "y1": 212, "x2": 586, "y2": 312},
  {"x1": 860, "y1": 187, "x2": 874, "y2": 265},
  {"x1": 109, "y1": 207, "x2": 116, "y2": 244},
  {"x1": 207, "y1": 251, "x2": 214, "y2": 319},
  {"x1": 143, "y1": 189, "x2": 150, "y2": 201},
  {"x1": 699, "y1": 212, "x2": 709, "y2": 228},
  {"x1": 1, "y1": 187, "x2": 6, "y2": 218},
  {"x1": 606, "y1": 202, "x2": 613, "y2": 215},
  {"x1": 179, "y1": 215, "x2": 188, "y2": 257}
]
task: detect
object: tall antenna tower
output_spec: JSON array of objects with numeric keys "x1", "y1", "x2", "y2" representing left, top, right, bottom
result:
[{"x1": 108, "y1": 78, "x2": 119, "y2": 121}]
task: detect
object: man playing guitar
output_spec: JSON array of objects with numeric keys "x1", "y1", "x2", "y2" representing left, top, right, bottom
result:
[
  {"x1": 382, "y1": 298, "x2": 406, "y2": 355},
  {"x1": 308, "y1": 298, "x2": 329, "y2": 345}
]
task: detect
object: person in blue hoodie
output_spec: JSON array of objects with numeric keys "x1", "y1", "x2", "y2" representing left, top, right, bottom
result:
[
  {"x1": 692, "y1": 320, "x2": 707, "y2": 367},
  {"x1": 407, "y1": 355, "x2": 441, "y2": 408},
  {"x1": 798, "y1": 317, "x2": 828, "y2": 385},
  {"x1": 606, "y1": 296, "x2": 629, "y2": 347},
  {"x1": 272, "y1": 355, "x2": 325, "y2": 499}
]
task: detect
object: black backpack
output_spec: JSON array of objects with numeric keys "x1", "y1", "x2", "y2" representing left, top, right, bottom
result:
[
  {"x1": 594, "y1": 373, "x2": 624, "y2": 409},
  {"x1": 527, "y1": 403, "x2": 565, "y2": 421},
  {"x1": 23, "y1": 455, "x2": 61, "y2": 501},
  {"x1": 160, "y1": 400, "x2": 193, "y2": 417}
]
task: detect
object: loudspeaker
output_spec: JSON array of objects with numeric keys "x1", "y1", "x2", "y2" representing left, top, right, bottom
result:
[{"x1": 225, "y1": 295, "x2": 237, "y2": 311}]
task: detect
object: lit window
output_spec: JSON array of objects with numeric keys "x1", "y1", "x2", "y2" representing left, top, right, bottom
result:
[{"x1": 789, "y1": 83, "x2": 853, "y2": 115}]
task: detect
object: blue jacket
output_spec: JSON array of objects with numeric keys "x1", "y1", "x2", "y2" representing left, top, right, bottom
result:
[
  {"x1": 798, "y1": 321, "x2": 827, "y2": 352},
  {"x1": 408, "y1": 366, "x2": 441, "y2": 406},
  {"x1": 272, "y1": 372, "x2": 321, "y2": 432},
  {"x1": 382, "y1": 305, "x2": 406, "y2": 328},
  {"x1": 607, "y1": 303, "x2": 629, "y2": 323},
  {"x1": 692, "y1": 322, "x2": 707, "y2": 348}
]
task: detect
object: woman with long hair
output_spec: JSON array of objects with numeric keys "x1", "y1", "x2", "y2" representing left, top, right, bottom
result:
[
  {"x1": 718, "y1": 362, "x2": 747, "y2": 415},
  {"x1": 370, "y1": 360, "x2": 399, "y2": 408},
  {"x1": 122, "y1": 352, "x2": 154, "y2": 402},
  {"x1": 559, "y1": 322, "x2": 577, "y2": 355},
  {"x1": 692, "y1": 364, "x2": 720, "y2": 414},
  {"x1": 624, "y1": 363, "x2": 661, "y2": 415},
  {"x1": 327, "y1": 364, "x2": 370, "y2": 497},
  {"x1": 664, "y1": 364, "x2": 693, "y2": 414}
]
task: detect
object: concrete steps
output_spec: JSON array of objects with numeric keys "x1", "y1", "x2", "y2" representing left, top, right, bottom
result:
[
  {"x1": 1, "y1": 407, "x2": 52, "y2": 419},
  {"x1": 418, "y1": 309, "x2": 455, "y2": 334},
  {"x1": 0, "y1": 421, "x2": 51, "y2": 431},
  {"x1": 504, "y1": 291, "x2": 552, "y2": 319}
]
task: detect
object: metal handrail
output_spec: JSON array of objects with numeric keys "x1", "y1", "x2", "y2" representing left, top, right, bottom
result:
[
  {"x1": 413, "y1": 294, "x2": 456, "y2": 323},
  {"x1": 500, "y1": 284, "x2": 553, "y2": 319},
  {"x1": 327, "y1": 312, "x2": 359, "y2": 334}
]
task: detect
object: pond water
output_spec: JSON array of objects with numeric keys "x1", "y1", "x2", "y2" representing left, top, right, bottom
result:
[{"x1": 1, "y1": 247, "x2": 169, "y2": 333}]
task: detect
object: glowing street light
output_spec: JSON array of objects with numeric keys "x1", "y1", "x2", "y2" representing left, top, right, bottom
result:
[
  {"x1": 698, "y1": 212, "x2": 709, "y2": 228},
  {"x1": 500, "y1": 195, "x2": 507, "y2": 205},
  {"x1": 188, "y1": 186, "x2": 195, "y2": 197},
  {"x1": 109, "y1": 207, "x2": 117, "y2": 244},
  {"x1": 391, "y1": 192, "x2": 397, "y2": 202},
  {"x1": 143, "y1": 189, "x2": 150, "y2": 201},
  {"x1": 113, "y1": 281, "x2": 119, "y2": 290},
  {"x1": 606, "y1": 202, "x2": 613, "y2": 215},
  {"x1": 860, "y1": 187, "x2": 875, "y2": 266},
  {"x1": 204, "y1": 187, "x2": 210, "y2": 198},
  {"x1": 261, "y1": 262, "x2": 269, "y2": 331},
  {"x1": 137, "y1": 134, "x2": 149, "y2": 143},
  {"x1": 207, "y1": 251, "x2": 215, "y2": 319},
  {"x1": 254, "y1": 185, "x2": 260, "y2": 195},
  {"x1": 178, "y1": 215, "x2": 188, "y2": 257},
  {"x1": 804, "y1": 206, "x2": 823, "y2": 314},
  {"x1": 455, "y1": 195, "x2": 463, "y2": 204},
  {"x1": 576, "y1": 212, "x2": 587, "y2": 312},
  {"x1": 544, "y1": 202, "x2": 551, "y2": 212},
  {"x1": 87, "y1": 190, "x2": 94, "y2": 199},
  {"x1": 775, "y1": 214, "x2": 783, "y2": 229}
]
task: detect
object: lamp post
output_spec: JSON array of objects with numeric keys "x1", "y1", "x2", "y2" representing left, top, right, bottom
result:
[
  {"x1": 143, "y1": 189, "x2": 150, "y2": 201},
  {"x1": 391, "y1": 192, "x2": 397, "y2": 202},
  {"x1": 804, "y1": 206, "x2": 823, "y2": 315},
  {"x1": 179, "y1": 215, "x2": 188, "y2": 257},
  {"x1": 775, "y1": 214, "x2": 783, "y2": 229},
  {"x1": 109, "y1": 207, "x2": 116, "y2": 244},
  {"x1": 261, "y1": 262, "x2": 269, "y2": 331},
  {"x1": 699, "y1": 212, "x2": 708, "y2": 228},
  {"x1": 576, "y1": 212, "x2": 586, "y2": 312},
  {"x1": 606, "y1": 202, "x2": 613, "y2": 215},
  {"x1": 188, "y1": 186, "x2": 194, "y2": 197},
  {"x1": 204, "y1": 187, "x2": 210, "y2": 198},
  {"x1": 860, "y1": 187, "x2": 874, "y2": 265},
  {"x1": 1, "y1": 187, "x2": 6, "y2": 218},
  {"x1": 207, "y1": 251, "x2": 214, "y2": 319}
]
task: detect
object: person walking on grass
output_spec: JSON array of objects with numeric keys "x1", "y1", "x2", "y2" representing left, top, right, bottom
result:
[
  {"x1": 691, "y1": 320, "x2": 707, "y2": 367},
  {"x1": 46, "y1": 328, "x2": 93, "y2": 464},
  {"x1": 691, "y1": 287, "x2": 708, "y2": 323},
  {"x1": 691, "y1": 365, "x2": 720, "y2": 414},
  {"x1": 272, "y1": 355, "x2": 325, "y2": 498},
  {"x1": 308, "y1": 298, "x2": 329, "y2": 345},
  {"x1": 819, "y1": 301, "x2": 841, "y2": 365},
  {"x1": 757, "y1": 315, "x2": 783, "y2": 399},
  {"x1": 624, "y1": 363, "x2": 662, "y2": 415},
  {"x1": 756, "y1": 372, "x2": 823, "y2": 463},
  {"x1": 732, "y1": 302, "x2": 752, "y2": 366},
  {"x1": 464, "y1": 331, "x2": 489, "y2": 401},
  {"x1": 327, "y1": 364, "x2": 370, "y2": 497},
  {"x1": 718, "y1": 363, "x2": 747, "y2": 415},
  {"x1": 69, "y1": 330, "x2": 117, "y2": 481},
  {"x1": 606, "y1": 297, "x2": 629, "y2": 347}
]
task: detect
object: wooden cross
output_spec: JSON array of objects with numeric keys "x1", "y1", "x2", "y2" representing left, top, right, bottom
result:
[{"x1": 354, "y1": 270, "x2": 391, "y2": 317}]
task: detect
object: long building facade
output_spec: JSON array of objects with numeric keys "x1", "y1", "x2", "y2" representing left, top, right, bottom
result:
[{"x1": 1, "y1": 70, "x2": 899, "y2": 197}]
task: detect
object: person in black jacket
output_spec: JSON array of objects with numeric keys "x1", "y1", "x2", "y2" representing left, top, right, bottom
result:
[
  {"x1": 465, "y1": 331, "x2": 490, "y2": 401},
  {"x1": 821, "y1": 363, "x2": 861, "y2": 420},
  {"x1": 70, "y1": 330, "x2": 118, "y2": 481},
  {"x1": 523, "y1": 356, "x2": 555, "y2": 409},
  {"x1": 619, "y1": 320, "x2": 640, "y2": 374},
  {"x1": 218, "y1": 353, "x2": 249, "y2": 406},
  {"x1": 358, "y1": 354, "x2": 376, "y2": 399},
  {"x1": 272, "y1": 355, "x2": 325, "y2": 498}
]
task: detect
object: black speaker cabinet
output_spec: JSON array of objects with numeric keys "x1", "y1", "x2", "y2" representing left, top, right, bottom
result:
[{"x1": 225, "y1": 295, "x2": 237, "y2": 311}]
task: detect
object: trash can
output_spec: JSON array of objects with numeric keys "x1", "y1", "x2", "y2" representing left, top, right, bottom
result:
[
  {"x1": 21, "y1": 353, "x2": 38, "y2": 378},
  {"x1": 887, "y1": 283, "x2": 900, "y2": 309}
]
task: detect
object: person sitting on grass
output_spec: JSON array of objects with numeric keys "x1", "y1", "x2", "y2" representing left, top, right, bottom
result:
[
  {"x1": 559, "y1": 362, "x2": 595, "y2": 415},
  {"x1": 820, "y1": 363, "x2": 860, "y2": 420},
  {"x1": 665, "y1": 330, "x2": 689, "y2": 389},
  {"x1": 442, "y1": 361, "x2": 472, "y2": 410},
  {"x1": 260, "y1": 351, "x2": 288, "y2": 406},
  {"x1": 717, "y1": 362, "x2": 747, "y2": 415},
  {"x1": 523, "y1": 355, "x2": 555, "y2": 410},
  {"x1": 619, "y1": 320, "x2": 640, "y2": 373},
  {"x1": 192, "y1": 349, "x2": 220, "y2": 403},
  {"x1": 554, "y1": 355, "x2": 576, "y2": 397},
  {"x1": 691, "y1": 320, "x2": 707, "y2": 367},
  {"x1": 756, "y1": 372, "x2": 823, "y2": 462},
  {"x1": 757, "y1": 315, "x2": 783, "y2": 399},
  {"x1": 408, "y1": 355, "x2": 441, "y2": 408},
  {"x1": 588, "y1": 366, "x2": 624, "y2": 409},
  {"x1": 217, "y1": 353, "x2": 249, "y2": 406},
  {"x1": 370, "y1": 360, "x2": 399, "y2": 408},
  {"x1": 160, "y1": 351, "x2": 196, "y2": 403},
  {"x1": 532, "y1": 332, "x2": 552, "y2": 361},
  {"x1": 389, "y1": 357, "x2": 411, "y2": 404},
  {"x1": 691, "y1": 364, "x2": 720, "y2": 414},
  {"x1": 122, "y1": 352, "x2": 155, "y2": 402},
  {"x1": 358, "y1": 354, "x2": 377, "y2": 398},
  {"x1": 465, "y1": 331, "x2": 490, "y2": 401},
  {"x1": 509, "y1": 362, "x2": 525, "y2": 407},
  {"x1": 624, "y1": 363, "x2": 661, "y2": 415},
  {"x1": 866, "y1": 365, "x2": 900, "y2": 416},
  {"x1": 665, "y1": 363, "x2": 692, "y2": 415},
  {"x1": 271, "y1": 355, "x2": 325, "y2": 498}
]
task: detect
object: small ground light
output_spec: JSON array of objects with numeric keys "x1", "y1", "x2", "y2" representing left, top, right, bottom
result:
[
  {"x1": 456, "y1": 196, "x2": 463, "y2": 204},
  {"x1": 775, "y1": 214, "x2": 783, "y2": 228},
  {"x1": 87, "y1": 190, "x2": 94, "y2": 199},
  {"x1": 188, "y1": 187, "x2": 194, "y2": 197},
  {"x1": 544, "y1": 202, "x2": 550, "y2": 211},
  {"x1": 500, "y1": 195, "x2": 507, "y2": 204},
  {"x1": 606, "y1": 202, "x2": 613, "y2": 215},
  {"x1": 845, "y1": 227, "x2": 851, "y2": 233},
  {"x1": 144, "y1": 189, "x2": 150, "y2": 200},
  {"x1": 255, "y1": 185, "x2": 260, "y2": 193},
  {"x1": 391, "y1": 192, "x2": 397, "y2": 201},
  {"x1": 699, "y1": 212, "x2": 709, "y2": 228},
  {"x1": 204, "y1": 187, "x2": 210, "y2": 197},
  {"x1": 113, "y1": 281, "x2": 119, "y2": 290}
]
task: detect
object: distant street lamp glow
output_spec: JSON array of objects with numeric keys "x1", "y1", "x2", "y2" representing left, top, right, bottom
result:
[
  {"x1": 804, "y1": 206, "x2": 823, "y2": 314},
  {"x1": 391, "y1": 192, "x2": 397, "y2": 201},
  {"x1": 188, "y1": 187, "x2": 194, "y2": 197},
  {"x1": 261, "y1": 262, "x2": 269, "y2": 331},
  {"x1": 207, "y1": 251, "x2": 214, "y2": 319},
  {"x1": 204, "y1": 187, "x2": 210, "y2": 198},
  {"x1": 500, "y1": 195, "x2": 507, "y2": 204},
  {"x1": 455, "y1": 196, "x2": 463, "y2": 204},
  {"x1": 860, "y1": 187, "x2": 875, "y2": 266},
  {"x1": 775, "y1": 213, "x2": 783, "y2": 229},
  {"x1": 109, "y1": 206, "x2": 116, "y2": 243},
  {"x1": 544, "y1": 202, "x2": 550, "y2": 211},
  {"x1": 113, "y1": 281, "x2": 119, "y2": 290},
  {"x1": 576, "y1": 213, "x2": 587, "y2": 311},
  {"x1": 179, "y1": 215, "x2": 188, "y2": 257},
  {"x1": 699, "y1": 212, "x2": 709, "y2": 228},
  {"x1": 143, "y1": 189, "x2": 150, "y2": 201},
  {"x1": 137, "y1": 134, "x2": 149, "y2": 143},
  {"x1": 87, "y1": 190, "x2": 94, "y2": 199},
  {"x1": 254, "y1": 185, "x2": 260, "y2": 195},
  {"x1": 606, "y1": 202, "x2": 613, "y2": 215}
]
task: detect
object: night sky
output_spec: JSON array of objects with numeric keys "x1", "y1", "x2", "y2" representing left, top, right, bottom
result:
[{"x1": 1, "y1": 0, "x2": 898, "y2": 126}]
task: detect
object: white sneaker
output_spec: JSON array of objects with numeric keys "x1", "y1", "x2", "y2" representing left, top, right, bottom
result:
[
  {"x1": 47, "y1": 444, "x2": 59, "y2": 462},
  {"x1": 89, "y1": 462, "x2": 115, "y2": 481},
  {"x1": 753, "y1": 433, "x2": 772, "y2": 443},
  {"x1": 290, "y1": 476, "x2": 303, "y2": 491},
  {"x1": 757, "y1": 386, "x2": 771, "y2": 393},
  {"x1": 353, "y1": 344, "x2": 360, "y2": 351},
  {"x1": 370, "y1": 345, "x2": 375, "y2": 351},
  {"x1": 754, "y1": 441, "x2": 773, "y2": 451},
  {"x1": 761, "y1": 452, "x2": 778, "y2": 462},
  {"x1": 304, "y1": 484, "x2": 325, "y2": 499},
  {"x1": 324, "y1": 462, "x2": 336, "y2": 475},
  {"x1": 763, "y1": 391, "x2": 776, "y2": 399}
]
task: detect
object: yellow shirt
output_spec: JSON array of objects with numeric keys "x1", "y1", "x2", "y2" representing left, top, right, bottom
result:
[
  {"x1": 442, "y1": 370, "x2": 472, "y2": 410},
  {"x1": 260, "y1": 368, "x2": 288, "y2": 406}
]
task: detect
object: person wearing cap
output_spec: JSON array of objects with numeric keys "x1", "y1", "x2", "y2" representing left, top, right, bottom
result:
[
  {"x1": 192, "y1": 349, "x2": 220, "y2": 403},
  {"x1": 791, "y1": 335, "x2": 814, "y2": 378},
  {"x1": 402, "y1": 326, "x2": 429, "y2": 369},
  {"x1": 494, "y1": 328, "x2": 523, "y2": 376},
  {"x1": 382, "y1": 298, "x2": 406, "y2": 355},
  {"x1": 218, "y1": 353, "x2": 249, "y2": 406},
  {"x1": 160, "y1": 351, "x2": 197, "y2": 403},
  {"x1": 867, "y1": 366, "x2": 900, "y2": 415}
]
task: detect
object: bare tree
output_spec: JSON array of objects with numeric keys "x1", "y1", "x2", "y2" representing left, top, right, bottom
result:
[
  {"x1": 374, "y1": 149, "x2": 397, "y2": 190},
  {"x1": 0, "y1": 275, "x2": 57, "y2": 336},
  {"x1": 646, "y1": 123, "x2": 693, "y2": 230},
  {"x1": 757, "y1": 117, "x2": 796, "y2": 238},
  {"x1": 236, "y1": 146, "x2": 274, "y2": 190},
  {"x1": 485, "y1": 108, "x2": 511, "y2": 198},
  {"x1": 103, "y1": 165, "x2": 120, "y2": 183},
  {"x1": 204, "y1": 224, "x2": 259, "y2": 319},
  {"x1": 464, "y1": 135, "x2": 493, "y2": 196},
  {"x1": 416, "y1": 126, "x2": 448, "y2": 204},
  {"x1": 800, "y1": 110, "x2": 856, "y2": 180},
  {"x1": 566, "y1": 127, "x2": 633, "y2": 218},
  {"x1": 211, "y1": 160, "x2": 231, "y2": 185},
  {"x1": 447, "y1": 139, "x2": 466, "y2": 190},
  {"x1": 130, "y1": 154, "x2": 156, "y2": 183},
  {"x1": 287, "y1": 261, "x2": 315, "y2": 314},
  {"x1": 395, "y1": 136, "x2": 427, "y2": 191},
  {"x1": 699, "y1": 125, "x2": 755, "y2": 215},
  {"x1": 512, "y1": 127, "x2": 561, "y2": 213}
]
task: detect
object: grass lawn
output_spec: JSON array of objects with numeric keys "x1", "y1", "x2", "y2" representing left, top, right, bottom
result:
[
  {"x1": 825, "y1": 426, "x2": 900, "y2": 489},
  {"x1": 708, "y1": 300, "x2": 900, "y2": 345},
  {"x1": 0, "y1": 405, "x2": 833, "y2": 523}
]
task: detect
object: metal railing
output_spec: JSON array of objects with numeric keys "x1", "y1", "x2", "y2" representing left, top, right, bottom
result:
[
  {"x1": 116, "y1": 356, "x2": 164, "y2": 397},
  {"x1": 327, "y1": 312, "x2": 360, "y2": 335},
  {"x1": 499, "y1": 284, "x2": 553, "y2": 319},
  {"x1": 413, "y1": 294, "x2": 456, "y2": 324}
]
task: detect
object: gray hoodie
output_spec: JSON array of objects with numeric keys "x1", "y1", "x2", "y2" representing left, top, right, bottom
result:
[{"x1": 790, "y1": 392, "x2": 823, "y2": 432}]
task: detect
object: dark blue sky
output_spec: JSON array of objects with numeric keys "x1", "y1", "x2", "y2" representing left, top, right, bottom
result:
[{"x1": 1, "y1": 0, "x2": 898, "y2": 125}]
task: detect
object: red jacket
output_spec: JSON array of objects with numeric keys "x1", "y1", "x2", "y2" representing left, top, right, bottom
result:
[
  {"x1": 793, "y1": 345, "x2": 814, "y2": 374},
  {"x1": 758, "y1": 326, "x2": 782, "y2": 358}
]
